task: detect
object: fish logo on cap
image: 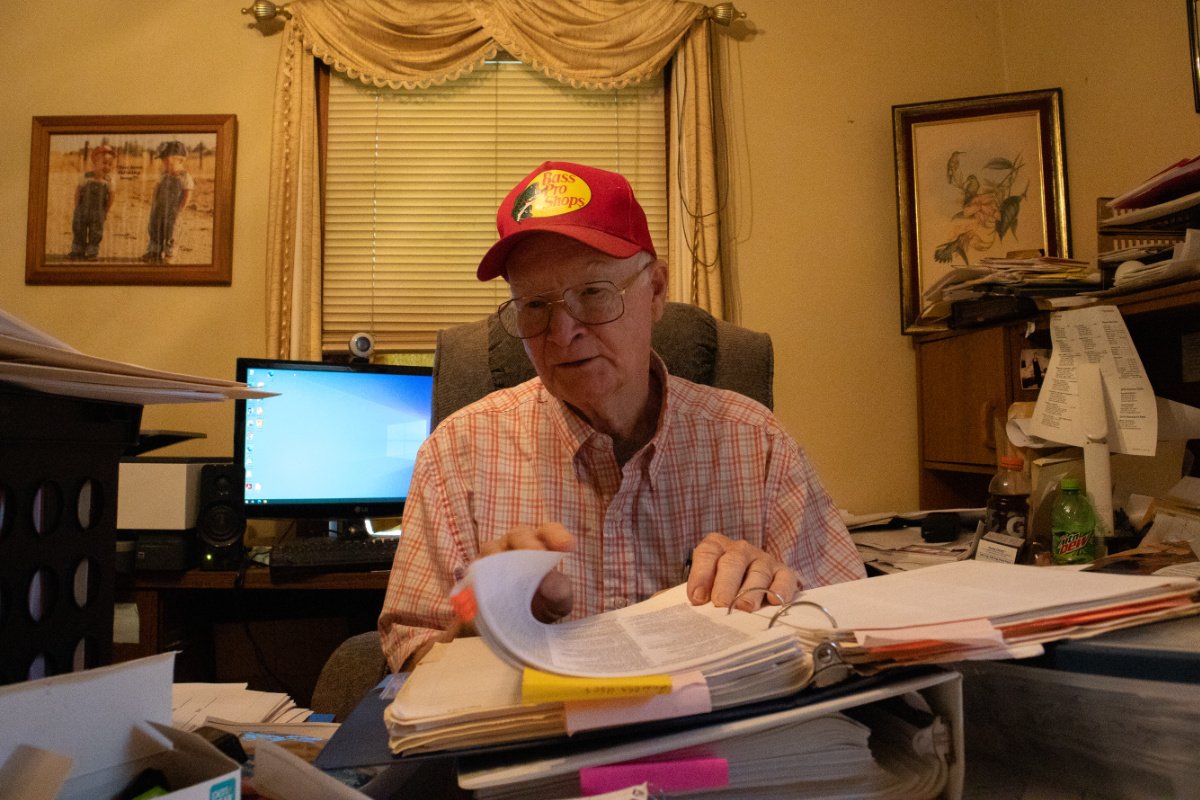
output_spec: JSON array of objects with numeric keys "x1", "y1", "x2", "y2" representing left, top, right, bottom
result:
[{"x1": 511, "y1": 169, "x2": 593, "y2": 222}]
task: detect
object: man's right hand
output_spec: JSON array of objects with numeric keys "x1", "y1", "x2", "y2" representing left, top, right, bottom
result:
[{"x1": 477, "y1": 522, "x2": 575, "y2": 623}]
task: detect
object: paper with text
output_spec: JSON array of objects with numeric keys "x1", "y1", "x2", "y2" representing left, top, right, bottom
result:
[
  {"x1": 463, "y1": 550, "x2": 799, "y2": 678},
  {"x1": 1029, "y1": 305, "x2": 1157, "y2": 455}
]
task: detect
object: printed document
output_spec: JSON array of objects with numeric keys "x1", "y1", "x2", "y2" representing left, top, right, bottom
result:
[{"x1": 1029, "y1": 305, "x2": 1157, "y2": 455}]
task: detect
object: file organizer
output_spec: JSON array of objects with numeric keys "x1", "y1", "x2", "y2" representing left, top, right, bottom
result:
[{"x1": 0, "y1": 385, "x2": 141, "y2": 685}]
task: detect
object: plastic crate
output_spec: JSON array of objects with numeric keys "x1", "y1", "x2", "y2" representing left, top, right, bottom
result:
[{"x1": 0, "y1": 386, "x2": 141, "y2": 685}]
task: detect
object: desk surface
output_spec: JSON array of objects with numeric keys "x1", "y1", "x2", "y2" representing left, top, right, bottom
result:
[
  {"x1": 123, "y1": 567, "x2": 390, "y2": 591},
  {"x1": 1044, "y1": 612, "x2": 1200, "y2": 683}
]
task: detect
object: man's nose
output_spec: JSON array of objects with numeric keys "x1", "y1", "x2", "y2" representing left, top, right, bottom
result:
[{"x1": 544, "y1": 300, "x2": 584, "y2": 343}]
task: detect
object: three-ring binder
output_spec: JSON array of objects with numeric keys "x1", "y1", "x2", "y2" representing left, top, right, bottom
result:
[{"x1": 726, "y1": 587, "x2": 858, "y2": 690}]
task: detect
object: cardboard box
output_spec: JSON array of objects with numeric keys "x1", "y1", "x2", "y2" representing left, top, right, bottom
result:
[{"x1": 0, "y1": 654, "x2": 239, "y2": 800}]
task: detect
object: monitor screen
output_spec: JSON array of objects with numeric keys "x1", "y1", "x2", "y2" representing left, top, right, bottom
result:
[{"x1": 234, "y1": 358, "x2": 434, "y2": 523}]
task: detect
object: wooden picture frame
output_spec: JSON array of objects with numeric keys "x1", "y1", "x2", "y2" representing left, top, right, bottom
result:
[
  {"x1": 1190, "y1": 0, "x2": 1200, "y2": 112},
  {"x1": 25, "y1": 114, "x2": 236, "y2": 286},
  {"x1": 892, "y1": 89, "x2": 1069, "y2": 334}
]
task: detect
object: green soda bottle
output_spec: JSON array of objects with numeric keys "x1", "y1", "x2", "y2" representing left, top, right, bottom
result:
[{"x1": 1050, "y1": 478, "x2": 1096, "y2": 565}]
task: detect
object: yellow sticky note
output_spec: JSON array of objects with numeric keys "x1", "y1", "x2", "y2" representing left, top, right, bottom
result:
[{"x1": 521, "y1": 668, "x2": 673, "y2": 704}]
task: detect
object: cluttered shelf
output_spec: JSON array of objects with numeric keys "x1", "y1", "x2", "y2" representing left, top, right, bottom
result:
[{"x1": 914, "y1": 272, "x2": 1200, "y2": 509}]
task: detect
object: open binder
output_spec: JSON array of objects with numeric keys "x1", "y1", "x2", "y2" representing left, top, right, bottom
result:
[{"x1": 372, "y1": 552, "x2": 1197, "y2": 759}]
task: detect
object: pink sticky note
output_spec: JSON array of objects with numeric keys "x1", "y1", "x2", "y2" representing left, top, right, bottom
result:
[{"x1": 579, "y1": 757, "x2": 729, "y2": 795}]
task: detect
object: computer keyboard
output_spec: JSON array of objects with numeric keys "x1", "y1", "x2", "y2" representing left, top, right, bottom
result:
[{"x1": 269, "y1": 536, "x2": 398, "y2": 581}]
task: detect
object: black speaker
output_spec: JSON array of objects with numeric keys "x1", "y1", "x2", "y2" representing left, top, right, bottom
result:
[{"x1": 197, "y1": 463, "x2": 245, "y2": 570}]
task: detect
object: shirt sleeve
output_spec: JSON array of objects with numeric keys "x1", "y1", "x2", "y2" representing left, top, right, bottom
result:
[
  {"x1": 377, "y1": 434, "x2": 471, "y2": 671},
  {"x1": 763, "y1": 430, "x2": 866, "y2": 588}
]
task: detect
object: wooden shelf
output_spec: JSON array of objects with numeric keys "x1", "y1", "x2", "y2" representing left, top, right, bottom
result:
[
  {"x1": 123, "y1": 566, "x2": 390, "y2": 591},
  {"x1": 913, "y1": 277, "x2": 1200, "y2": 508}
]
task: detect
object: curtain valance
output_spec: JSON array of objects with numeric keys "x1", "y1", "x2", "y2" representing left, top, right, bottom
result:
[
  {"x1": 290, "y1": 0, "x2": 705, "y2": 90},
  {"x1": 265, "y1": 0, "x2": 726, "y2": 359}
]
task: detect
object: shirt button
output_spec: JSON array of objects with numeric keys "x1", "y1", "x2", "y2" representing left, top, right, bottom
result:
[{"x1": 611, "y1": 597, "x2": 630, "y2": 609}]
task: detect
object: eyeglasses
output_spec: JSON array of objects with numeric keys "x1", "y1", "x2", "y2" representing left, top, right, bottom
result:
[{"x1": 497, "y1": 261, "x2": 654, "y2": 339}]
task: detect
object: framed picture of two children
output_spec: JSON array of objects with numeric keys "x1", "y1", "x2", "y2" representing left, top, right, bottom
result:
[{"x1": 25, "y1": 114, "x2": 236, "y2": 285}]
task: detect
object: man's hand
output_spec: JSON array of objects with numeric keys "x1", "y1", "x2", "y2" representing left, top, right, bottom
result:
[
  {"x1": 478, "y1": 522, "x2": 575, "y2": 622},
  {"x1": 686, "y1": 532, "x2": 798, "y2": 611}
]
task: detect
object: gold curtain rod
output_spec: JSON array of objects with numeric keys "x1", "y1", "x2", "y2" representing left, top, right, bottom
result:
[{"x1": 241, "y1": 2, "x2": 745, "y2": 27}]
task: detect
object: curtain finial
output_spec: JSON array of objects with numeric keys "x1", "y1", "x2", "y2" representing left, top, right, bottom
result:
[
  {"x1": 242, "y1": 1, "x2": 291, "y2": 25},
  {"x1": 703, "y1": 3, "x2": 746, "y2": 26}
]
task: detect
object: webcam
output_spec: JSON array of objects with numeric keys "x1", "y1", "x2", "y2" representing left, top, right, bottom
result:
[{"x1": 349, "y1": 332, "x2": 375, "y2": 360}]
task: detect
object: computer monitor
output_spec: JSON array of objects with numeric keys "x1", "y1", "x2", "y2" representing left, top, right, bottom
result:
[{"x1": 234, "y1": 358, "x2": 434, "y2": 535}]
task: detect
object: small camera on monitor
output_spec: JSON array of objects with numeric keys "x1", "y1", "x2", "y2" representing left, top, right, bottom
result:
[{"x1": 349, "y1": 332, "x2": 375, "y2": 359}]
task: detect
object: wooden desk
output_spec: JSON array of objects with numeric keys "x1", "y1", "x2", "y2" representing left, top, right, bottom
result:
[{"x1": 115, "y1": 567, "x2": 388, "y2": 707}]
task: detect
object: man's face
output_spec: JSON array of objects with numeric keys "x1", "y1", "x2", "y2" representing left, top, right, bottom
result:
[{"x1": 504, "y1": 234, "x2": 665, "y2": 425}]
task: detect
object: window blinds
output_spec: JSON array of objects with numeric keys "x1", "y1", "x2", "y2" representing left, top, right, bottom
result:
[{"x1": 323, "y1": 61, "x2": 668, "y2": 352}]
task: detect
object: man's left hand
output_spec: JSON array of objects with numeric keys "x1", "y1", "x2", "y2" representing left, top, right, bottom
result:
[{"x1": 686, "y1": 532, "x2": 798, "y2": 611}]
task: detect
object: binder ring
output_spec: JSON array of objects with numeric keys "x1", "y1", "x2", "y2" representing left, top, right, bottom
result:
[
  {"x1": 726, "y1": 588, "x2": 788, "y2": 613},
  {"x1": 769, "y1": 600, "x2": 838, "y2": 629},
  {"x1": 723, "y1": 590, "x2": 838, "y2": 629}
]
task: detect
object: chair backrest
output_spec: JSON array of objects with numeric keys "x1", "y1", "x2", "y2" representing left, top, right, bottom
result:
[{"x1": 431, "y1": 301, "x2": 774, "y2": 428}]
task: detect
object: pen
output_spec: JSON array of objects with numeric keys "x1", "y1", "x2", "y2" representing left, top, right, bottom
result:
[{"x1": 681, "y1": 554, "x2": 692, "y2": 582}]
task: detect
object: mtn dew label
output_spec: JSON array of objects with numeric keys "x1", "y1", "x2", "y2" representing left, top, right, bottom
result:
[{"x1": 1052, "y1": 528, "x2": 1095, "y2": 564}]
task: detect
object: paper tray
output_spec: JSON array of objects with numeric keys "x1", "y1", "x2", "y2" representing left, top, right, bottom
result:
[{"x1": 314, "y1": 666, "x2": 946, "y2": 771}]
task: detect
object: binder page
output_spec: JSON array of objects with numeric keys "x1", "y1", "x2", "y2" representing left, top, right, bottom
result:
[
  {"x1": 463, "y1": 551, "x2": 799, "y2": 678},
  {"x1": 756, "y1": 559, "x2": 1197, "y2": 632},
  {"x1": 1029, "y1": 305, "x2": 1157, "y2": 455}
]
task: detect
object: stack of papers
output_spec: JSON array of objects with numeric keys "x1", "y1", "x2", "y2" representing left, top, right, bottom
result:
[
  {"x1": 0, "y1": 307, "x2": 273, "y2": 405},
  {"x1": 917, "y1": 258, "x2": 1099, "y2": 325},
  {"x1": 852, "y1": 528, "x2": 973, "y2": 573},
  {"x1": 924, "y1": 258, "x2": 1097, "y2": 303},
  {"x1": 384, "y1": 551, "x2": 1199, "y2": 757},
  {"x1": 171, "y1": 682, "x2": 313, "y2": 732},
  {"x1": 1106, "y1": 155, "x2": 1200, "y2": 210},
  {"x1": 469, "y1": 704, "x2": 949, "y2": 800},
  {"x1": 1103, "y1": 228, "x2": 1200, "y2": 292}
]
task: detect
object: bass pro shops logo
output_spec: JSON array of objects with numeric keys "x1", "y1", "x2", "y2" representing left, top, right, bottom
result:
[{"x1": 512, "y1": 169, "x2": 592, "y2": 222}]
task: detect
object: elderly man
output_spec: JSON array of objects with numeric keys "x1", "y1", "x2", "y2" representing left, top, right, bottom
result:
[{"x1": 379, "y1": 161, "x2": 864, "y2": 671}]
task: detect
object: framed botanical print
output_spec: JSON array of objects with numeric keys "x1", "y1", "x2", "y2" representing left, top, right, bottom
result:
[{"x1": 892, "y1": 90, "x2": 1069, "y2": 334}]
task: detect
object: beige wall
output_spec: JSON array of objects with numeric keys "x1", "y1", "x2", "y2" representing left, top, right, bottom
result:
[
  {"x1": 2, "y1": 1, "x2": 1197, "y2": 515},
  {"x1": 0, "y1": 1, "x2": 278, "y2": 461}
]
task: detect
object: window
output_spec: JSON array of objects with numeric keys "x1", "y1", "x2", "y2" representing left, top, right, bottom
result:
[{"x1": 321, "y1": 59, "x2": 668, "y2": 353}]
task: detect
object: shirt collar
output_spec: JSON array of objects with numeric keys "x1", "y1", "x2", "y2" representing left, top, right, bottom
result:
[{"x1": 541, "y1": 352, "x2": 673, "y2": 481}]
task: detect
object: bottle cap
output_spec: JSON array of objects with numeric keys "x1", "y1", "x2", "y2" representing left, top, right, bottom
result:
[
  {"x1": 999, "y1": 455, "x2": 1024, "y2": 470},
  {"x1": 1060, "y1": 477, "x2": 1081, "y2": 490}
]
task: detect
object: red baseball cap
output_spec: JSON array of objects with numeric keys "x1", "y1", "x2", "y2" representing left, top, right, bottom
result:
[{"x1": 476, "y1": 161, "x2": 656, "y2": 281}]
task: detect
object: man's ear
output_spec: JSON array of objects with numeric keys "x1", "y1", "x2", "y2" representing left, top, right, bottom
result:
[{"x1": 649, "y1": 259, "x2": 668, "y2": 322}]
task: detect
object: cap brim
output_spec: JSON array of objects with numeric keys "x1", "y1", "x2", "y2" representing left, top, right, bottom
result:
[{"x1": 476, "y1": 225, "x2": 647, "y2": 281}]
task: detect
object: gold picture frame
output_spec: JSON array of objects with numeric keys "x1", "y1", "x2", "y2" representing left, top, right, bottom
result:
[
  {"x1": 892, "y1": 89, "x2": 1069, "y2": 334},
  {"x1": 1190, "y1": 0, "x2": 1200, "y2": 112},
  {"x1": 25, "y1": 114, "x2": 237, "y2": 286}
]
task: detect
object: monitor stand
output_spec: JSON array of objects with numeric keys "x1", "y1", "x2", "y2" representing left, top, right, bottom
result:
[
  {"x1": 295, "y1": 518, "x2": 371, "y2": 540},
  {"x1": 295, "y1": 520, "x2": 398, "y2": 537},
  {"x1": 332, "y1": 518, "x2": 371, "y2": 540}
]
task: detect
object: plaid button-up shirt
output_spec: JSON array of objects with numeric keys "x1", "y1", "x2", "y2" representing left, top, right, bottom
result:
[{"x1": 379, "y1": 361, "x2": 864, "y2": 670}]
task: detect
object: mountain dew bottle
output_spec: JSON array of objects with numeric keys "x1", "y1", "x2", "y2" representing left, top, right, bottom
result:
[{"x1": 1051, "y1": 478, "x2": 1096, "y2": 565}]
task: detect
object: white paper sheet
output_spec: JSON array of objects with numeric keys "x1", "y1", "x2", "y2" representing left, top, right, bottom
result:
[
  {"x1": 464, "y1": 551, "x2": 798, "y2": 678},
  {"x1": 1029, "y1": 305, "x2": 1157, "y2": 455}
]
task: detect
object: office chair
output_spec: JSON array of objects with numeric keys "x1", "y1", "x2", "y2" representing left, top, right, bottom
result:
[{"x1": 309, "y1": 302, "x2": 775, "y2": 720}]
